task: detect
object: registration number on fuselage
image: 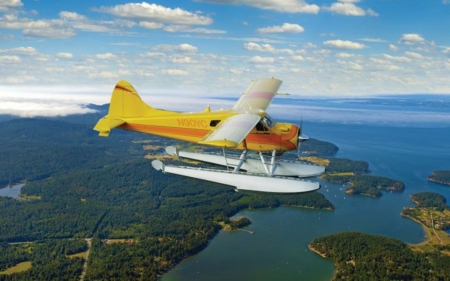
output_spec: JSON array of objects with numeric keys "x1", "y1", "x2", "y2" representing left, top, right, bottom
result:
[{"x1": 177, "y1": 119, "x2": 208, "y2": 128}]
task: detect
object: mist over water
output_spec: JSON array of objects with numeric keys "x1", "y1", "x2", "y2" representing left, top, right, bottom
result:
[{"x1": 162, "y1": 97, "x2": 450, "y2": 281}]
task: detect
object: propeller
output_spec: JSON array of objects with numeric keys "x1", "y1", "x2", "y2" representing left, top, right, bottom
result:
[{"x1": 297, "y1": 117, "x2": 309, "y2": 158}]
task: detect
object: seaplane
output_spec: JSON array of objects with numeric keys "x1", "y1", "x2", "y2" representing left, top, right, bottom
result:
[{"x1": 93, "y1": 78, "x2": 325, "y2": 193}]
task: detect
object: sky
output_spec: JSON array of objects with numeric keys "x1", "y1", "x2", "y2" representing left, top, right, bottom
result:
[{"x1": 0, "y1": 0, "x2": 450, "y2": 116}]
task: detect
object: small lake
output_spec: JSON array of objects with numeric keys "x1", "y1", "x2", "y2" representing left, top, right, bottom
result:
[{"x1": 0, "y1": 184, "x2": 25, "y2": 199}]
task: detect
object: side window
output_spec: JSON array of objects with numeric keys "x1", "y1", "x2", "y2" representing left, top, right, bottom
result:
[
  {"x1": 210, "y1": 120, "x2": 221, "y2": 127},
  {"x1": 255, "y1": 122, "x2": 268, "y2": 132}
]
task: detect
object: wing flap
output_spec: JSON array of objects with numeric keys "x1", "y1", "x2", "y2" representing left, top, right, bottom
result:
[
  {"x1": 233, "y1": 78, "x2": 282, "y2": 112},
  {"x1": 199, "y1": 114, "x2": 260, "y2": 148}
]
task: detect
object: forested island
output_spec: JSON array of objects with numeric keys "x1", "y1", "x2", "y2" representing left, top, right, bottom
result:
[
  {"x1": 309, "y1": 232, "x2": 450, "y2": 281},
  {"x1": 0, "y1": 117, "x2": 333, "y2": 281},
  {"x1": 428, "y1": 170, "x2": 450, "y2": 186},
  {"x1": 303, "y1": 156, "x2": 404, "y2": 197}
]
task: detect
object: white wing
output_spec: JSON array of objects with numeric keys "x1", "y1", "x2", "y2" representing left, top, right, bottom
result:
[
  {"x1": 199, "y1": 114, "x2": 260, "y2": 148},
  {"x1": 233, "y1": 78, "x2": 282, "y2": 112}
]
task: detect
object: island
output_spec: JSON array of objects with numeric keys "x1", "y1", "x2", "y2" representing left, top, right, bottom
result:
[
  {"x1": 309, "y1": 191, "x2": 450, "y2": 280},
  {"x1": 428, "y1": 170, "x2": 450, "y2": 186},
  {"x1": 303, "y1": 156, "x2": 404, "y2": 197}
]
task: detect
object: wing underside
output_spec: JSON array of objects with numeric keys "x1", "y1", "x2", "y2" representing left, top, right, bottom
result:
[{"x1": 199, "y1": 114, "x2": 261, "y2": 148}]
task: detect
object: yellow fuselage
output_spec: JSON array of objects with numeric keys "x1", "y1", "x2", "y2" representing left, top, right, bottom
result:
[{"x1": 119, "y1": 109, "x2": 299, "y2": 152}]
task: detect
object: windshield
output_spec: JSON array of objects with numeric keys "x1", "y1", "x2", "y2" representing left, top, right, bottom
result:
[{"x1": 261, "y1": 114, "x2": 274, "y2": 128}]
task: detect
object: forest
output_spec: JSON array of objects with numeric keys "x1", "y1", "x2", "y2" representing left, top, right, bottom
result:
[
  {"x1": 319, "y1": 157, "x2": 404, "y2": 197},
  {"x1": 310, "y1": 232, "x2": 450, "y2": 281},
  {"x1": 411, "y1": 192, "x2": 448, "y2": 210},
  {"x1": 428, "y1": 170, "x2": 450, "y2": 186},
  {"x1": 0, "y1": 117, "x2": 333, "y2": 280}
]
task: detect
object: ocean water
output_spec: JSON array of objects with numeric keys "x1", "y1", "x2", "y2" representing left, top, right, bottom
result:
[{"x1": 162, "y1": 96, "x2": 450, "y2": 281}]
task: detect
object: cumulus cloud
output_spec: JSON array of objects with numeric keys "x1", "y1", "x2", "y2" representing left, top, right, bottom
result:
[
  {"x1": 153, "y1": 43, "x2": 198, "y2": 52},
  {"x1": 95, "y1": 53, "x2": 117, "y2": 60},
  {"x1": 0, "y1": 55, "x2": 21, "y2": 62},
  {"x1": 94, "y1": 2, "x2": 212, "y2": 25},
  {"x1": 195, "y1": 0, "x2": 319, "y2": 13},
  {"x1": 163, "y1": 25, "x2": 226, "y2": 34},
  {"x1": 0, "y1": 0, "x2": 23, "y2": 8},
  {"x1": 243, "y1": 42, "x2": 294, "y2": 54},
  {"x1": 0, "y1": 46, "x2": 38, "y2": 55},
  {"x1": 389, "y1": 44, "x2": 399, "y2": 52},
  {"x1": 404, "y1": 51, "x2": 424, "y2": 60},
  {"x1": 257, "y1": 23, "x2": 304, "y2": 34},
  {"x1": 162, "y1": 68, "x2": 188, "y2": 75},
  {"x1": 57, "y1": 52, "x2": 73, "y2": 59},
  {"x1": 399, "y1": 33, "x2": 425, "y2": 44},
  {"x1": 323, "y1": 39, "x2": 366, "y2": 49},
  {"x1": 59, "y1": 11, "x2": 87, "y2": 21},
  {"x1": 139, "y1": 21, "x2": 164, "y2": 29},
  {"x1": 325, "y1": 0, "x2": 378, "y2": 16},
  {"x1": 0, "y1": 17, "x2": 76, "y2": 39},
  {"x1": 292, "y1": 55, "x2": 304, "y2": 61},
  {"x1": 249, "y1": 55, "x2": 275, "y2": 63},
  {"x1": 383, "y1": 54, "x2": 411, "y2": 63}
]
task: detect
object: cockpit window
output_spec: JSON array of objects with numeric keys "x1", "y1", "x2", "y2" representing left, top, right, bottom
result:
[{"x1": 261, "y1": 114, "x2": 274, "y2": 128}]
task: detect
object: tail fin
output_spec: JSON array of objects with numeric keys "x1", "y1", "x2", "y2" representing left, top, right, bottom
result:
[
  {"x1": 94, "y1": 80, "x2": 153, "y2": 137},
  {"x1": 108, "y1": 80, "x2": 153, "y2": 118}
]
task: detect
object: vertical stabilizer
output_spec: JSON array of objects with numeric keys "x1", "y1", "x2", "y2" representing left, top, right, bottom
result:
[{"x1": 108, "y1": 80, "x2": 153, "y2": 118}]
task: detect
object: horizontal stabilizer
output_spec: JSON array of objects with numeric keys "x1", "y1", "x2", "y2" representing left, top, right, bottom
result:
[{"x1": 93, "y1": 117, "x2": 125, "y2": 137}]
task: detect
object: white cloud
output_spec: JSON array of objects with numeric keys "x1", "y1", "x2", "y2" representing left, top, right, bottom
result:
[
  {"x1": 359, "y1": 38, "x2": 386, "y2": 43},
  {"x1": 95, "y1": 53, "x2": 117, "y2": 60},
  {"x1": 243, "y1": 42, "x2": 294, "y2": 54},
  {"x1": 162, "y1": 68, "x2": 188, "y2": 75},
  {"x1": 0, "y1": 55, "x2": 20, "y2": 62},
  {"x1": 57, "y1": 52, "x2": 73, "y2": 59},
  {"x1": 153, "y1": 44, "x2": 198, "y2": 52},
  {"x1": 335, "y1": 52, "x2": 353, "y2": 58},
  {"x1": 0, "y1": 0, "x2": 22, "y2": 7},
  {"x1": 0, "y1": 17, "x2": 76, "y2": 39},
  {"x1": 404, "y1": 51, "x2": 424, "y2": 60},
  {"x1": 196, "y1": 0, "x2": 320, "y2": 13},
  {"x1": 257, "y1": 23, "x2": 304, "y2": 34},
  {"x1": 323, "y1": 39, "x2": 366, "y2": 49},
  {"x1": 292, "y1": 55, "x2": 304, "y2": 61},
  {"x1": 389, "y1": 44, "x2": 399, "y2": 52},
  {"x1": 399, "y1": 33, "x2": 425, "y2": 44},
  {"x1": 163, "y1": 25, "x2": 226, "y2": 34},
  {"x1": 139, "y1": 21, "x2": 164, "y2": 29},
  {"x1": 0, "y1": 46, "x2": 38, "y2": 55},
  {"x1": 59, "y1": 11, "x2": 87, "y2": 21},
  {"x1": 95, "y1": 2, "x2": 212, "y2": 25},
  {"x1": 168, "y1": 55, "x2": 193, "y2": 64},
  {"x1": 383, "y1": 54, "x2": 411, "y2": 63},
  {"x1": 443, "y1": 47, "x2": 450, "y2": 54},
  {"x1": 249, "y1": 56, "x2": 275, "y2": 63},
  {"x1": 325, "y1": 0, "x2": 378, "y2": 16}
]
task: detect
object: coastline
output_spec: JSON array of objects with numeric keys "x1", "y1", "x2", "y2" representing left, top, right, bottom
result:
[
  {"x1": 427, "y1": 177, "x2": 450, "y2": 186},
  {"x1": 308, "y1": 244, "x2": 327, "y2": 258}
]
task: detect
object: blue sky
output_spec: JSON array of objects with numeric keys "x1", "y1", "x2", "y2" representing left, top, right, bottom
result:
[{"x1": 0, "y1": 0, "x2": 450, "y2": 116}]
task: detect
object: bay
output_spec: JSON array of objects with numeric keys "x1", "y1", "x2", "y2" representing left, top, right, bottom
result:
[{"x1": 163, "y1": 119, "x2": 450, "y2": 281}]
